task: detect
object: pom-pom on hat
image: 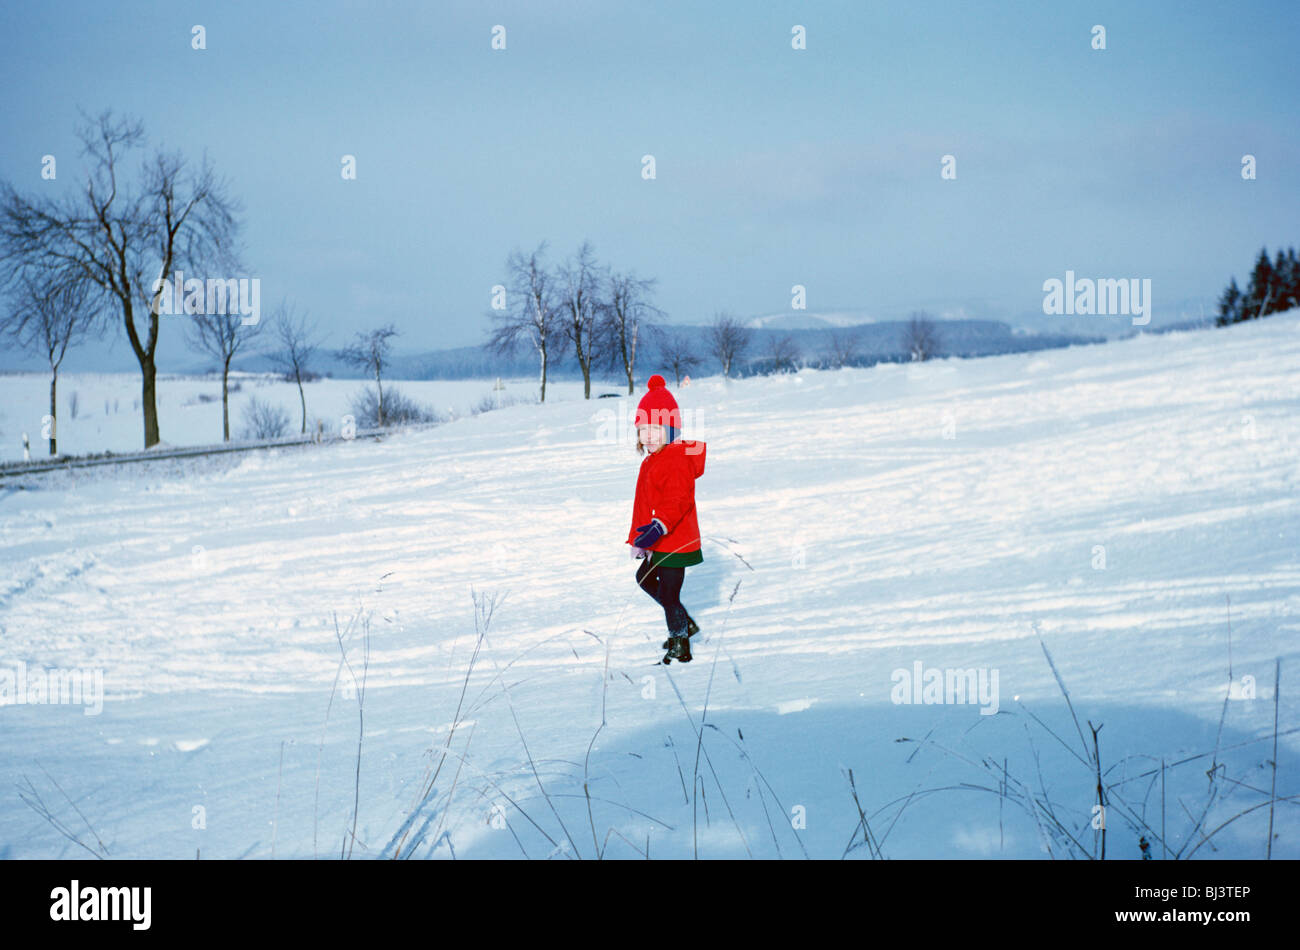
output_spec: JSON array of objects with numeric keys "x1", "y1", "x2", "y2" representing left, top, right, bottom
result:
[{"x1": 633, "y1": 374, "x2": 682, "y2": 440}]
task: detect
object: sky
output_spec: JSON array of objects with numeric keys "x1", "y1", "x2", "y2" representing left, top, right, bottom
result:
[{"x1": 1, "y1": 0, "x2": 1297, "y2": 368}]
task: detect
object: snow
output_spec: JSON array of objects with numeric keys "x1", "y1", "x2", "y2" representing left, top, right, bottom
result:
[
  {"x1": 1, "y1": 313, "x2": 1297, "y2": 859},
  {"x1": 0, "y1": 374, "x2": 583, "y2": 463}
]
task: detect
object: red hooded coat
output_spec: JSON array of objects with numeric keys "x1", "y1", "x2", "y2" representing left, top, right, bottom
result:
[{"x1": 627, "y1": 439, "x2": 707, "y2": 566}]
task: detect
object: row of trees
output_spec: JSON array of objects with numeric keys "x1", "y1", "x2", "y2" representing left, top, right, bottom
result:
[
  {"x1": 485, "y1": 240, "x2": 663, "y2": 400},
  {"x1": 1217, "y1": 246, "x2": 1300, "y2": 326},
  {"x1": 0, "y1": 109, "x2": 397, "y2": 454},
  {"x1": 0, "y1": 110, "x2": 243, "y2": 451},
  {"x1": 712, "y1": 312, "x2": 942, "y2": 375},
  {"x1": 486, "y1": 239, "x2": 945, "y2": 399},
  {"x1": 3, "y1": 112, "x2": 950, "y2": 451}
]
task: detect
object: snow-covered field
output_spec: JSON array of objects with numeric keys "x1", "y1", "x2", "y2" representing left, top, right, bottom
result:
[
  {"x1": 0, "y1": 373, "x2": 593, "y2": 462},
  {"x1": 1, "y1": 314, "x2": 1297, "y2": 859}
]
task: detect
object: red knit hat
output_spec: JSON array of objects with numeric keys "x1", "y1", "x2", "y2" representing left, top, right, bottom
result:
[{"x1": 633, "y1": 374, "x2": 682, "y2": 431}]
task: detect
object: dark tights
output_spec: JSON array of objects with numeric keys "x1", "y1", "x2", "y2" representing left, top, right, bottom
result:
[{"x1": 635, "y1": 558, "x2": 690, "y2": 637}]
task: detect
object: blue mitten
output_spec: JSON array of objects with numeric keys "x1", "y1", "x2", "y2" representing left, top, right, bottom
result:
[{"x1": 633, "y1": 518, "x2": 666, "y2": 548}]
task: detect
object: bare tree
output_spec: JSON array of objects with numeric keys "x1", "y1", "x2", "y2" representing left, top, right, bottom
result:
[
  {"x1": 338, "y1": 324, "x2": 399, "y2": 426},
  {"x1": 240, "y1": 396, "x2": 290, "y2": 440},
  {"x1": 827, "y1": 328, "x2": 860, "y2": 368},
  {"x1": 2, "y1": 267, "x2": 101, "y2": 455},
  {"x1": 708, "y1": 311, "x2": 752, "y2": 378},
  {"x1": 605, "y1": 269, "x2": 662, "y2": 395},
  {"x1": 268, "y1": 300, "x2": 322, "y2": 434},
  {"x1": 767, "y1": 334, "x2": 801, "y2": 373},
  {"x1": 653, "y1": 325, "x2": 702, "y2": 386},
  {"x1": 486, "y1": 241, "x2": 564, "y2": 402},
  {"x1": 557, "y1": 240, "x2": 610, "y2": 399},
  {"x1": 187, "y1": 308, "x2": 263, "y2": 441},
  {"x1": 903, "y1": 311, "x2": 941, "y2": 361},
  {"x1": 0, "y1": 110, "x2": 242, "y2": 448}
]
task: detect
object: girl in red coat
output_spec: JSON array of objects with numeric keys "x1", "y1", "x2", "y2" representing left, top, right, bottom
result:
[{"x1": 628, "y1": 375, "x2": 707, "y2": 663}]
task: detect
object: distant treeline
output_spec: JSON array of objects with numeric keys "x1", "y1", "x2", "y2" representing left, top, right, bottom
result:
[{"x1": 267, "y1": 317, "x2": 1103, "y2": 383}]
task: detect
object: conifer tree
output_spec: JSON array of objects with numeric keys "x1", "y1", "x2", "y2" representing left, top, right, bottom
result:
[
  {"x1": 1216, "y1": 277, "x2": 1242, "y2": 326},
  {"x1": 1243, "y1": 247, "x2": 1275, "y2": 320}
]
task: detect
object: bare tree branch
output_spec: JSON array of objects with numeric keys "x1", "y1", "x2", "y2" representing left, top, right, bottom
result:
[
  {"x1": 557, "y1": 240, "x2": 611, "y2": 399},
  {"x1": 268, "y1": 300, "x2": 323, "y2": 434},
  {"x1": 605, "y1": 269, "x2": 662, "y2": 394},
  {"x1": 0, "y1": 109, "x2": 244, "y2": 448},
  {"x1": 338, "y1": 324, "x2": 399, "y2": 426},
  {"x1": 903, "y1": 311, "x2": 941, "y2": 362},
  {"x1": 2, "y1": 265, "x2": 103, "y2": 454},
  {"x1": 186, "y1": 308, "x2": 263, "y2": 441},
  {"x1": 766, "y1": 334, "x2": 801, "y2": 374},
  {"x1": 827, "y1": 328, "x2": 860, "y2": 369},
  {"x1": 708, "y1": 311, "x2": 752, "y2": 378},
  {"x1": 485, "y1": 241, "x2": 565, "y2": 402},
  {"x1": 652, "y1": 325, "x2": 702, "y2": 386}
]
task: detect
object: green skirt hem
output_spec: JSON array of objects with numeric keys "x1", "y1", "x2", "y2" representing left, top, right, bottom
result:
[{"x1": 650, "y1": 548, "x2": 703, "y2": 568}]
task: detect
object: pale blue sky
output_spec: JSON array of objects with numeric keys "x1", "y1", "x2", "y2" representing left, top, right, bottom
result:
[{"x1": 1, "y1": 0, "x2": 1296, "y2": 363}]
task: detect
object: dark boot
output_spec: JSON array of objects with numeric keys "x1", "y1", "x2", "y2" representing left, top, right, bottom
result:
[
  {"x1": 663, "y1": 635, "x2": 692, "y2": 664},
  {"x1": 663, "y1": 612, "x2": 700, "y2": 649}
]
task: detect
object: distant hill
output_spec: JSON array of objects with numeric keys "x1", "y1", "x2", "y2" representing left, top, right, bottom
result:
[
  {"x1": 745, "y1": 310, "x2": 881, "y2": 331},
  {"x1": 2, "y1": 317, "x2": 1106, "y2": 381},
  {"x1": 232, "y1": 318, "x2": 1105, "y2": 381}
]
